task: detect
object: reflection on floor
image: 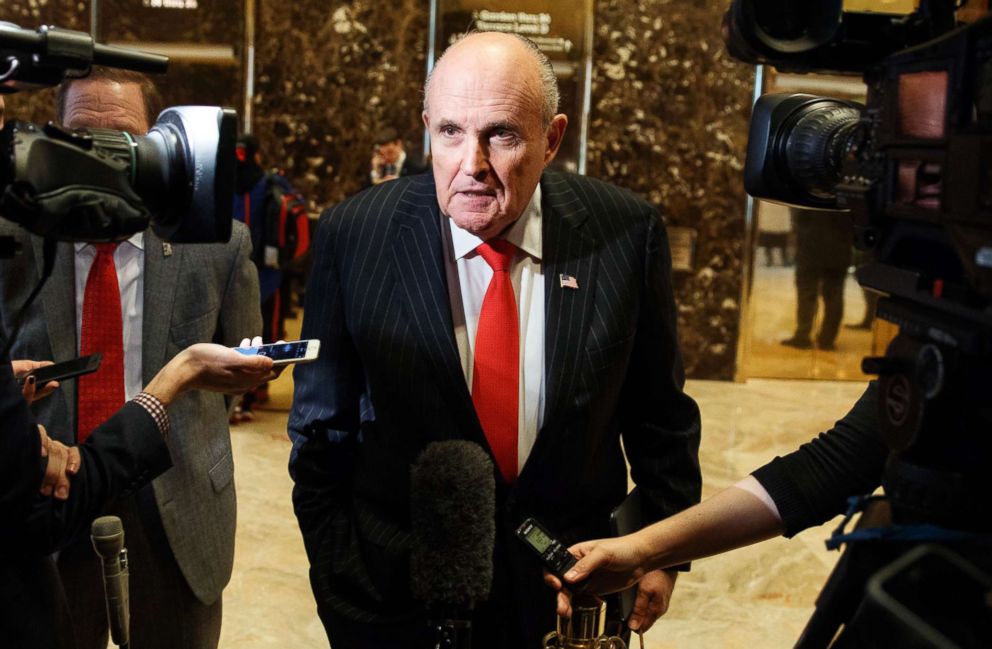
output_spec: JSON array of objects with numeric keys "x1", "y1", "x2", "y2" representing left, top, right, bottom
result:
[
  {"x1": 747, "y1": 265, "x2": 874, "y2": 381},
  {"x1": 220, "y1": 369, "x2": 869, "y2": 648}
]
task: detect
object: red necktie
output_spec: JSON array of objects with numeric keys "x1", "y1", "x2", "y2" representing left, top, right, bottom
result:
[
  {"x1": 77, "y1": 243, "x2": 125, "y2": 443},
  {"x1": 472, "y1": 240, "x2": 519, "y2": 483}
]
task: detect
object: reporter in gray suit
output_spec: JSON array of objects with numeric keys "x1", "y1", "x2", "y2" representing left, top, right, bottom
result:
[
  {"x1": 290, "y1": 32, "x2": 701, "y2": 648},
  {"x1": 0, "y1": 68, "x2": 261, "y2": 649}
]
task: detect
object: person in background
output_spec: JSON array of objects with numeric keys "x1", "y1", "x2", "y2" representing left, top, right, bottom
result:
[
  {"x1": 367, "y1": 125, "x2": 427, "y2": 186},
  {"x1": 232, "y1": 133, "x2": 311, "y2": 420},
  {"x1": 781, "y1": 207, "x2": 853, "y2": 352}
]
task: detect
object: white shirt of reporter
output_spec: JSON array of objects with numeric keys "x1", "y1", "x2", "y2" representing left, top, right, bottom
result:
[{"x1": 74, "y1": 233, "x2": 144, "y2": 401}]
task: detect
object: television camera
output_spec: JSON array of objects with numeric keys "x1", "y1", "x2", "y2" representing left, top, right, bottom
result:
[
  {"x1": 0, "y1": 21, "x2": 236, "y2": 245},
  {"x1": 726, "y1": 1, "x2": 992, "y2": 646},
  {"x1": 0, "y1": 22, "x2": 237, "y2": 356}
]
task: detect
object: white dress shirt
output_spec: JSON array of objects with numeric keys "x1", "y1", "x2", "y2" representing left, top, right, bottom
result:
[
  {"x1": 74, "y1": 233, "x2": 145, "y2": 401},
  {"x1": 442, "y1": 186, "x2": 545, "y2": 474}
]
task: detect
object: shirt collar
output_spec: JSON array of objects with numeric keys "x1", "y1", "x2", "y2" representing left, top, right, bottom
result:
[
  {"x1": 74, "y1": 231, "x2": 146, "y2": 254},
  {"x1": 449, "y1": 183, "x2": 543, "y2": 262}
]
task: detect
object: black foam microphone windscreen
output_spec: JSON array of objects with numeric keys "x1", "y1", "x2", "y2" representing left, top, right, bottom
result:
[{"x1": 410, "y1": 440, "x2": 496, "y2": 611}]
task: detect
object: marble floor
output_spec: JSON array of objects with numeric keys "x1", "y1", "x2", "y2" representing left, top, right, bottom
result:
[
  {"x1": 219, "y1": 368, "x2": 869, "y2": 648},
  {"x1": 745, "y1": 263, "x2": 875, "y2": 381}
]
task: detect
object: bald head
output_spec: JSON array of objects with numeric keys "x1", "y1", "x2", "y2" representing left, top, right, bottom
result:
[
  {"x1": 422, "y1": 32, "x2": 568, "y2": 240},
  {"x1": 425, "y1": 32, "x2": 559, "y2": 128}
]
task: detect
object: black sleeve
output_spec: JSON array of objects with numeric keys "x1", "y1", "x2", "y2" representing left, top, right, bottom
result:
[
  {"x1": 21, "y1": 402, "x2": 173, "y2": 553},
  {"x1": 0, "y1": 354, "x2": 172, "y2": 553},
  {"x1": 620, "y1": 212, "x2": 702, "y2": 570},
  {"x1": 752, "y1": 383, "x2": 887, "y2": 537},
  {"x1": 0, "y1": 359, "x2": 46, "y2": 534}
]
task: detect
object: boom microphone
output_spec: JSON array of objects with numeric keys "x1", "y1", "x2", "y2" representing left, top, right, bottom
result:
[
  {"x1": 91, "y1": 515, "x2": 130, "y2": 648},
  {"x1": 410, "y1": 441, "x2": 496, "y2": 649}
]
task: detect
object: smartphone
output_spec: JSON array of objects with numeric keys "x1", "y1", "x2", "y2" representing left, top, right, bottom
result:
[
  {"x1": 16, "y1": 353, "x2": 103, "y2": 387},
  {"x1": 233, "y1": 339, "x2": 320, "y2": 366}
]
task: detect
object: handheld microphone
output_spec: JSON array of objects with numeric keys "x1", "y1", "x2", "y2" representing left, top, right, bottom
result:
[
  {"x1": 410, "y1": 441, "x2": 496, "y2": 649},
  {"x1": 91, "y1": 515, "x2": 130, "y2": 648}
]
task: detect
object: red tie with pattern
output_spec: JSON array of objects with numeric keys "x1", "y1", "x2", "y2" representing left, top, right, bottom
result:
[
  {"x1": 472, "y1": 239, "x2": 519, "y2": 483},
  {"x1": 77, "y1": 243, "x2": 125, "y2": 443}
]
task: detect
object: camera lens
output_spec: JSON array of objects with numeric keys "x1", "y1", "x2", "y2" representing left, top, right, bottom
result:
[
  {"x1": 79, "y1": 107, "x2": 236, "y2": 244},
  {"x1": 137, "y1": 106, "x2": 237, "y2": 244},
  {"x1": 779, "y1": 100, "x2": 863, "y2": 200}
]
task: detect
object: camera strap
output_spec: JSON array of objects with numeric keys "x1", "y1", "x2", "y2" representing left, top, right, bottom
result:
[{"x1": 825, "y1": 495, "x2": 992, "y2": 551}]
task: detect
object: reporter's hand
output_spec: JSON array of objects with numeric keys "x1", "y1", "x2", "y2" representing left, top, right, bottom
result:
[
  {"x1": 179, "y1": 343, "x2": 277, "y2": 392},
  {"x1": 13, "y1": 360, "x2": 59, "y2": 404},
  {"x1": 545, "y1": 534, "x2": 651, "y2": 619},
  {"x1": 145, "y1": 343, "x2": 275, "y2": 406},
  {"x1": 627, "y1": 568, "x2": 677, "y2": 632},
  {"x1": 38, "y1": 424, "x2": 80, "y2": 501}
]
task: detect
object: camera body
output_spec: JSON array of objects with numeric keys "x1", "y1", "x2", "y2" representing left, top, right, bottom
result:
[
  {"x1": 731, "y1": 0, "x2": 992, "y2": 513},
  {"x1": 741, "y1": 14, "x2": 992, "y2": 315}
]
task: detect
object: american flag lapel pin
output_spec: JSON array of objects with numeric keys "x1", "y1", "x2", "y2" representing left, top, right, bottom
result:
[
  {"x1": 162, "y1": 242, "x2": 173, "y2": 257},
  {"x1": 559, "y1": 273, "x2": 579, "y2": 290}
]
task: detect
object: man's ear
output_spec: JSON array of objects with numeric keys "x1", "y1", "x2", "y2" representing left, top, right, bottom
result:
[{"x1": 544, "y1": 114, "x2": 568, "y2": 165}]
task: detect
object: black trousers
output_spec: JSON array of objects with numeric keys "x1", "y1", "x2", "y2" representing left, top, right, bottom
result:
[{"x1": 793, "y1": 266, "x2": 847, "y2": 347}]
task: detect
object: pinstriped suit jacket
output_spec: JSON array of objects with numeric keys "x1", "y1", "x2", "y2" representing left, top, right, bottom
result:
[{"x1": 288, "y1": 169, "x2": 701, "y2": 641}]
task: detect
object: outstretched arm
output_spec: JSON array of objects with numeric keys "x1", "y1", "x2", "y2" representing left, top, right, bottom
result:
[{"x1": 549, "y1": 480, "x2": 784, "y2": 618}]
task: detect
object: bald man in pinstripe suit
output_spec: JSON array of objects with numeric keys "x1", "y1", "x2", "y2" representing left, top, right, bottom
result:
[{"x1": 289, "y1": 33, "x2": 701, "y2": 648}]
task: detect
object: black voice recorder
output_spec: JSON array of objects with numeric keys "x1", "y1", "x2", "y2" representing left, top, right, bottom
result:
[{"x1": 515, "y1": 518, "x2": 577, "y2": 581}]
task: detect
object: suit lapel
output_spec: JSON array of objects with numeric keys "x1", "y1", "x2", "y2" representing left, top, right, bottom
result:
[
  {"x1": 33, "y1": 238, "x2": 77, "y2": 418},
  {"x1": 541, "y1": 171, "x2": 599, "y2": 431},
  {"x1": 390, "y1": 188, "x2": 486, "y2": 445},
  {"x1": 142, "y1": 230, "x2": 182, "y2": 383}
]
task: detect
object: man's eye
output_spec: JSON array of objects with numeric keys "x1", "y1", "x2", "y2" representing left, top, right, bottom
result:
[
  {"x1": 440, "y1": 125, "x2": 459, "y2": 136},
  {"x1": 493, "y1": 129, "x2": 515, "y2": 140}
]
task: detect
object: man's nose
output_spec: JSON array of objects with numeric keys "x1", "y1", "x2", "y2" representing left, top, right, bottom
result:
[{"x1": 459, "y1": 138, "x2": 490, "y2": 180}]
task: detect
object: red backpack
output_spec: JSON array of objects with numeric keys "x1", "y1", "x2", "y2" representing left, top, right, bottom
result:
[{"x1": 265, "y1": 174, "x2": 311, "y2": 268}]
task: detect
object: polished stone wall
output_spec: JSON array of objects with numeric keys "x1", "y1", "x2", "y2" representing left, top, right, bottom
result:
[
  {"x1": 587, "y1": 1, "x2": 752, "y2": 379},
  {"x1": 0, "y1": 1, "x2": 751, "y2": 379},
  {"x1": 252, "y1": 1, "x2": 430, "y2": 204}
]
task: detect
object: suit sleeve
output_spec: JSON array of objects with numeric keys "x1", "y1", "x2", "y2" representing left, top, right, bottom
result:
[
  {"x1": 619, "y1": 212, "x2": 702, "y2": 553},
  {"x1": 287, "y1": 211, "x2": 370, "y2": 602},
  {"x1": 217, "y1": 221, "x2": 263, "y2": 346},
  {"x1": 0, "y1": 356, "x2": 172, "y2": 553}
]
